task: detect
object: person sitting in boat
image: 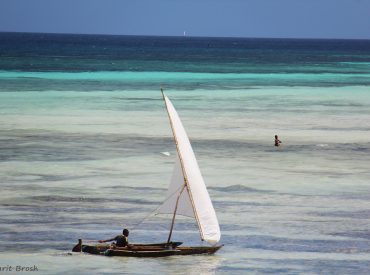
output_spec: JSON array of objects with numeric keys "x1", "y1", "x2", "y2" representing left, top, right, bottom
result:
[{"x1": 98, "y1": 228, "x2": 130, "y2": 247}]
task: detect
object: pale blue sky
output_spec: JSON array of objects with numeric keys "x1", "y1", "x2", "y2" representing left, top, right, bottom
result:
[{"x1": 0, "y1": 0, "x2": 369, "y2": 39}]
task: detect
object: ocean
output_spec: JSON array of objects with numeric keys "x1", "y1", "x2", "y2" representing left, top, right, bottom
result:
[{"x1": 1, "y1": 32, "x2": 370, "y2": 274}]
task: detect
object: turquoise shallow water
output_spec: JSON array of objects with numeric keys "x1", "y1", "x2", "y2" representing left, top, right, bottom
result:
[{"x1": 1, "y1": 33, "x2": 370, "y2": 274}]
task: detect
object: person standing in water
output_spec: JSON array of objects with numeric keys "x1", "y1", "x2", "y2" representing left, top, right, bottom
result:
[{"x1": 275, "y1": 135, "x2": 282, "y2": 147}]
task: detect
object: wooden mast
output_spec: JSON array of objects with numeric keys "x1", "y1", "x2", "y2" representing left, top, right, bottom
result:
[
  {"x1": 166, "y1": 184, "x2": 186, "y2": 243},
  {"x1": 161, "y1": 89, "x2": 204, "y2": 243}
]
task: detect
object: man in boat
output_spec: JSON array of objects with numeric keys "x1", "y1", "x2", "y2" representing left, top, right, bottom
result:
[{"x1": 98, "y1": 228, "x2": 130, "y2": 247}]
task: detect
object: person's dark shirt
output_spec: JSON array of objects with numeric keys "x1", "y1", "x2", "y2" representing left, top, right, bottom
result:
[{"x1": 114, "y1": 235, "x2": 128, "y2": 247}]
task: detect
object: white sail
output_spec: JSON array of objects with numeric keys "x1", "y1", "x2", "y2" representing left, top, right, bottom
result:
[
  {"x1": 157, "y1": 94, "x2": 221, "y2": 245},
  {"x1": 158, "y1": 155, "x2": 194, "y2": 218}
]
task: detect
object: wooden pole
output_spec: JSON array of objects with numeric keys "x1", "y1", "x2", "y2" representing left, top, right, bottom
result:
[{"x1": 167, "y1": 184, "x2": 186, "y2": 244}]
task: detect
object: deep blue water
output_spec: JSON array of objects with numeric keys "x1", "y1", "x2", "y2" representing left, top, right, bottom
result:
[{"x1": 1, "y1": 32, "x2": 370, "y2": 91}]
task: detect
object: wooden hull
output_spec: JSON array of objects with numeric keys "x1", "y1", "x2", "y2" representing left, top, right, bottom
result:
[
  {"x1": 81, "y1": 244, "x2": 108, "y2": 255},
  {"x1": 174, "y1": 246, "x2": 222, "y2": 255},
  {"x1": 80, "y1": 242, "x2": 182, "y2": 255},
  {"x1": 83, "y1": 245, "x2": 222, "y2": 257},
  {"x1": 104, "y1": 246, "x2": 222, "y2": 257},
  {"x1": 104, "y1": 249, "x2": 177, "y2": 257},
  {"x1": 130, "y1": 242, "x2": 182, "y2": 247}
]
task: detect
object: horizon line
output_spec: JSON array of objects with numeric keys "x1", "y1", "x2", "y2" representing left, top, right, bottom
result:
[{"x1": 1, "y1": 30, "x2": 370, "y2": 42}]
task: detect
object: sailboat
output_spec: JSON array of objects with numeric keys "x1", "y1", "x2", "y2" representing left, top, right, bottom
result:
[{"x1": 74, "y1": 90, "x2": 222, "y2": 257}]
